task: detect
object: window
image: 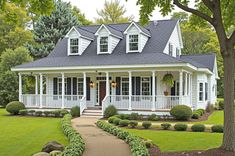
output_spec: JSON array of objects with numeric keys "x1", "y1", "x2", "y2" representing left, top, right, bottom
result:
[
  {"x1": 205, "y1": 83, "x2": 208, "y2": 101},
  {"x1": 176, "y1": 48, "x2": 179, "y2": 57},
  {"x1": 169, "y1": 43, "x2": 173, "y2": 56},
  {"x1": 121, "y1": 77, "x2": 129, "y2": 95},
  {"x1": 199, "y1": 83, "x2": 204, "y2": 101},
  {"x1": 129, "y1": 34, "x2": 139, "y2": 51},
  {"x1": 141, "y1": 77, "x2": 151, "y2": 95},
  {"x1": 77, "y1": 78, "x2": 83, "y2": 95},
  {"x1": 100, "y1": 36, "x2": 108, "y2": 53},
  {"x1": 70, "y1": 38, "x2": 79, "y2": 54},
  {"x1": 58, "y1": 78, "x2": 67, "y2": 95}
]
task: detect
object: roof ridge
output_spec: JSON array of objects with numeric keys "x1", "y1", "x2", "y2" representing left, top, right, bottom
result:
[
  {"x1": 107, "y1": 24, "x2": 124, "y2": 32},
  {"x1": 76, "y1": 26, "x2": 95, "y2": 34},
  {"x1": 181, "y1": 53, "x2": 215, "y2": 56}
]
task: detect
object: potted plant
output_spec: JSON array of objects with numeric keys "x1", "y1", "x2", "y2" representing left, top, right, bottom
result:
[{"x1": 162, "y1": 73, "x2": 174, "y2": 96}]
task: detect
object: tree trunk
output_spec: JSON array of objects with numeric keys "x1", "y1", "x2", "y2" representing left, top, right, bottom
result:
[{"x1": 222, "y1": 52, "x2": 235, "y2": 151}]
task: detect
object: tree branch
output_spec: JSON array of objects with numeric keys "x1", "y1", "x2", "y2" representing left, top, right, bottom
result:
[
  {"x1": 173, "y1": 0, "x2": 214, "y2": 24},
  {"x1": 202, "y1": 0, "x2": 215, "y2": 13},
  {"x1": 229, "y1": 30, "x2": 235, "y2": 48}
]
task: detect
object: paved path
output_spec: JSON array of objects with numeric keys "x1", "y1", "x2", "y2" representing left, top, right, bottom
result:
[{"x1": 72, "y1": 117, "x2": 131, "y2": 156}]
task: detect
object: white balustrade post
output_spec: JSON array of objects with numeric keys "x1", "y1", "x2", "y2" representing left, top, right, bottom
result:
[
  {"x1": 18, "y1": 73, "x2": 22, "y2": 102},
  {"x1": 39, "y1": 73, "x2": 43, "y2": 108},
  {"x1": 35, "y1": 75, "x2": 38, "y2": 106},
  {"x1": 179, "y1": 71, "x2": 183, "y2": 104},
  {"x1": 61, "y1": 72, "x2": 65, "y2": 109},
  {"x1": 152, "y1": 71, "x2": 156, "y2": 111},
  {"x1": 83, "y1": 72, "x2": 87, "y2": 98},
  {"x1": 128, "y1": 71, "x2": 132, "y2": 110},
  {"x1": 185, "y1": 73, "x2": 188, "y2": 96},
  {"x1": 106, "y1": 72, "x2": 110, "y2": 96}
]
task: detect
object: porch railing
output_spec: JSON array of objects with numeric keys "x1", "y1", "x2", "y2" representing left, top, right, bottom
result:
[
  {"x1": 102, "y1": 95, "x2": 110, "y2": 116},
  {"x1": 80, "y1": 96, "x2": 86, "y2": 115},
  {"x1": 131, "y1": 95, "x2": 152, "y2": 110},
  {"x1": 110, "y1": 95, "x2": 129, "y2": 109},
  {"x1": 22, "y1": 94, "x2": 40, "y2": 108},
  {"x1": 64, "y1": 95, "x2": 83, "y2": 108},
  {"x1": 155, "y1": 95, "x2": 180, "y2": 109}
]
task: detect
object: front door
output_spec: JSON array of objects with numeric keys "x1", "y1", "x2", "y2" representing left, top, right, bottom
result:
[{"x1": 99, "y1": 81, "x2": 106, "y2": 106}]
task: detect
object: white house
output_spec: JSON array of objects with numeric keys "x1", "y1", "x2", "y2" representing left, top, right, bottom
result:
[{"x1": 12, "y1": 20, "x2": 218, "y2": 116}]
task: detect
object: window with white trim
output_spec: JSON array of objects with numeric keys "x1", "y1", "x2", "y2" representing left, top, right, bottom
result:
[
  {"x1": 205, "y1": 82, "x2": 208, "y2": 101},
  {"x1": 100, "y1": 36, "x2": 108, "y2": 53},
  {"x1": 58, "y1": 78, "x2": 67, "y2": 95},
  {"x1": 121, "y1": 77, "x2": 129, "y2": 95},
  {"x1": 70, "y1": 38, "x2": 79, "y2": 54},
  {"x1": 141, "y1": 77, "x2": 151, "y2": 95},
  {"x1": 129, "y1": 34, "x2": 139, "y2": 51},
  {"x1": 169, "y1": 43, "x2": 173, "y2": 56},
  {"x1": 199, "y1": 83, "x2": 204, "y2": 101},
  {"x1": 77, "y1": 78, "x2": 83, "y2": 95}
]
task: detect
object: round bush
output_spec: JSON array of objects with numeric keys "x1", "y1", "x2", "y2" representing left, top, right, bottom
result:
[
  {"x1": 28, "y1": 110, "x2": 35, "y2": 115},
  {"x1": 174, "y1": 123, "x2": 188, "y2": 131},
  {"x1": 197, "y1": 109, "x2": 205, "y2": 114},
  {"x1": 35, "y1": 111, "x2": 42, "y2": 116},
  {"x1": 6, "y1": 101, "x2": 25, "y2": 115},
  {"x1": 70, "y1": 106, "x2": 80, "y2": 117},
  {"x1": 148, "y1": 114, "x2": 160, "y2": 121},
  {"x1": 19, "y1": 109, "x2": 27, "y2": 116},
  {"x1": 170, "y1": 105, "x2": 192, "y2": 120},
  {"x1": 191, "y1": 124, "x2": 205, "y2": 132},
  {"x1": 43, "y1": 111, "x2": 50, "y2": 117},
  {"x1": 218, "y1": 101, "x2": 224, "y2": 110},
  {"x1": 195, "y1": 110, "x2": 203, "y2": 116},
  {"x1": 129, "y1": 113, "x2": 139, "y2": 120},
  {"x1": 108, "y1": 116, "x2": 117, "y2": 123},
  {"x1": 113, "y1": 118, "x2": 121, "y2": 125},
  {"x1": 104, "y1": 105, "x2": 117, "y2": 118},
  {"x1": 60, "y1": 109, "x2": 69, "y2": 116},
  {"x1": 119, "y1": 120, "x2": 130, "y2": 127},
  {"x1": 129, "y1": 121, "x2": 138, "y2": 128},
  {"x1": 161, "y1": 123, "x2": 171, "y2": 130},
  {"x1": 142, "y1": 121, "x2": 152, "y2": 129},
  {"x1": 211, "y1": 125, "x2": 223, "y2": 133},
  {"x1": 192, "y1": 113, "x2": 200, "y2": 119},
  {"x1": 52, "y1": 110, "x2": 61, "y2": 117}
]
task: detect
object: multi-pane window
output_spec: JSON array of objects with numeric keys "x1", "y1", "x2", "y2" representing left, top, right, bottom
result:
[
  {"x1": 141, "y1": 77, "x2": 151, "y2": 95},
  {"x1": 100, "y1": 36, "x2": 108, "y2": 52},
  {"x1": 169, "y1": 43, "x2": 173, "y2": 56},
  {"x1": 121, "y1": 77, "x2": 129, "y2": 95},
  {"x1": 205, "y1": 83, "x2": 208, "y2": 101},
  {"x1": 77, "y1": 78, "x2": 83, "y2": 95},
  {"x1": 129, "y1": 34, "x2": 139, "y2": 51},
  {"x1": 58, "y1": 78, "x2": 67, "y2": 95},
  {"x1": 70, "y1": 38, "x2": 79, "y2": 54},
  {"x1": 199, "y1": 83, "x2": 204, "y2": 101}
]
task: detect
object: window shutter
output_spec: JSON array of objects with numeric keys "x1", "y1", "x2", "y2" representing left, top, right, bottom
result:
[
  {"x1": 150, "y1": 76, "x2": 153, "y2": 95},
  {"x1": 67, "y1": 78, "x2": 71, "y2": 95},
  {"x1": 53, "y1": 78, "x2": 58, "y2": 95},
  {"x1": 136, "y1": 77, "x2": 141, "y2": 95},
  {"x1": 132, "y1": 77, "x2": 135, "y2": 95},
  {"x1": 86, "y1": 77, "x2": 90, "y2": 100},
  {"x1": 116, "y1": 77, "x2": 121, "y2": 95},
  {"x1": 73, "y1": 78, "x2": 77, "y2": 95}
]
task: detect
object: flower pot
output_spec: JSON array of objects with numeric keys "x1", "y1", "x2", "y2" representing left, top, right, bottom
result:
[{"x1": 164, "y1": 91, "x2": 169, "y2": 96}]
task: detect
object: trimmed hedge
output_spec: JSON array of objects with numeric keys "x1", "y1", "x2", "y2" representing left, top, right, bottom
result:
[
  {"x1": 119, "y1": 120, "x2": 130, "y2": 127},
  {"x1": 113, "y1": 118, "x2": 121, "y2": 125},
  {"x1": 170, "y1": 105, "x2": 192, "y2": 120},
  {"x1": 211, "y1": 125, "x2": 223, "y2": 133},
  {"x1": 129, "y1": 121, "x2": 138, "y2": 128},
  {"x1": 104, "y1": 105, "x2": 117, "y2": 118},
  {"x1": 142, "y1": 121, "x2": 152, "y2": 129},
  {"x1": 192, "y1": 113, "x2": 200, "y2": 119},
  {"x1": 191, "y1": 124, "x2": 205, "y2": 132},
  {"x1": 174, "y1": 123, "x2": 188, "y2": 131},
  {"x1": 108, "y1": 116, "x2": 117, "y2": 123},
  {"x1": 148, "y1": 114, "x2": 160, "y2": 121},
  {"x1": 161, "y1": 123, "x2": 171, "y2": 130},
  {"x1": 70, "y1": 106, "x2": 80, "y2": 117},
  {"x1": 60, "y1": 114, "x2": 85, "y2": 156},
  {"x1": 97, "y1": 120, "x2": 149, "y2": 156},
  {"x1": 6, "y1": 101, "x2": 25, "y2": 115},
  {"x1": 19, "y1": 109, "x2": 28, "y2": 115}
]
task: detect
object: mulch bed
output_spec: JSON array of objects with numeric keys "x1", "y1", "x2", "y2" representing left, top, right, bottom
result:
[{"x1": 149, "y1": 146, "x2": 235, "y2": 156}]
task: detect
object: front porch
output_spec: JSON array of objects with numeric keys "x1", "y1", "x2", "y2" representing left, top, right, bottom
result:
[{"x1": 19, "y1": 70, "x2": 193, "y2": 115}]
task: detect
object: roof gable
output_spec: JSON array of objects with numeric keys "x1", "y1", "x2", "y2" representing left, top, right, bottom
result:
[
  {"x1": 95, "y1": 24, "x2": 123, "y2": 39},
  {"x1": 124, "y1": 22, "x2": 151, "y2": 37}
]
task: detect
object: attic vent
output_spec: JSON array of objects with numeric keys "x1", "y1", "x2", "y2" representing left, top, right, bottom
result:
[{"x1": 153, "y1": 20, "x2": 158, "y2": 26}]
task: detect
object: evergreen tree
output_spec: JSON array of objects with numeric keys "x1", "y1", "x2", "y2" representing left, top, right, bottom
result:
[{"x1": 28, "y1": 0, "x2": 79, "y2": 58}]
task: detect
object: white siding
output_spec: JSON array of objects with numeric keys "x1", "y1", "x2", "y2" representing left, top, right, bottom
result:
[
  {"x1": 196, "y1": 73, "x2": 209, "y2": 109},
  {"x1": 110, "y1": 36, "x2": 120, "y2": 52},
  {"x1": 128, "y1": 25, "x2": 139, "y2": 34},
  {"x1": 140, "y1": 34, "x2": 148, "y2": 51},
  {"x1": 80, "y1": 38, "x2": 91, "y2": 55},
  {"x1": 68, "y1": 29, "x2": 79, "y2": 38},
  {"x1": 191, "y1": 73, "x2": 197, "y2": 109}
]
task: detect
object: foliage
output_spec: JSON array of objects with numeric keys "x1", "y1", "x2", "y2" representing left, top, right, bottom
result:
[
  {"x1": 104, "y1": 105, "x2": 117, "y2": 118},
  {"x1": 35, "y1": 111, "x2": 43, "y2": 116},
  {"x1": 161, "y1": 123, "x2": 171, "y2": 130},
  {"x1": 52, "y1": 110, "x2": 61, "y2": 117},
  {"x1": 170, "y1": 105, "x2": 192, "y2": 120},
  {"x1": 119, "y1": 120, "x2": 130, "y2": 127},
  {"x1": 191, "y1": 113, "x2": 200, "y2": 119},
  {"x1": 27, "y1": 0, "x2": 79, "y2": 58},
  {"x1": 129, "y1": 113, "x2": 140, "y2": 120},
  {"x1": 49, "y1": 150, "x2": 62, "y2": 156},
  {"x1": 218, "y1": 101, "x2": 224, "y2": 110},
  {"x1": 211, "y1": 125, "x2": 224, "y2": 133},
  {"x1": 162, "y1": 73, "x2": 174, "y2": 88},
  {"x1": 113, "y1": 118, "x2": 121, "y2": 125},
  {"x1": 174, "y1": 124, "x2": 188, "y2": 131},
  {"x1": 191, "y1": 124, "x2": 205, "y2": 132},
  {"x1": 70, "y1": 106, "x2": 80, "y2": 117},
  {"x1": 96, "y1": 120, "x2": 149, "y2": 156},
  {"x1": 60, "y1": 114, "x2": 85, "y2": 156},
  {"x1": 95, "y1": 0, "x2": 134, "y2": 24},
  {"x1": 148, "y1": 114, "x2": 160, "y2": 121},
  {"x1": 129, "y1": 121, "x2": 138, "y2": 128},
  {"x1": 205, "y1": 103, "x2": 214, "y2": 113},
  {"x1": 28, "y1": 110, "x2": 35, "y2": 115},
  {"x1": 72, "y1": 6, "x2": 92, "y2": 25},
  {"x1": 108, "y1": 116, "x2": 117, "y2": 123},
  {"x1": 19, "y1": 109, "x2": 27, "y2": 115},
  {"x1": 44, "y1": 111, "x2": 50, "y2": 117},
  {"x1": 142, "y1": 121, "x2": 152, "y2": 129},
  {"x1": 60, "y1": 109, "x2": 69, "y2": 117},
  {"x1": 6, "y1": 101, "x2": 25, "y2": 115}
]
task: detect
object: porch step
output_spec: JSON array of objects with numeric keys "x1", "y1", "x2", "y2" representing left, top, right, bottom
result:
[{"x1": 81, "y1": 109, "x2": 102, "y2": 118}]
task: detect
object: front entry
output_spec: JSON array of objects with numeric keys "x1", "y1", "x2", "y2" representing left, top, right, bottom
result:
[{"x1": 99, "y1": 81, "x2": 106, "y2": 106}]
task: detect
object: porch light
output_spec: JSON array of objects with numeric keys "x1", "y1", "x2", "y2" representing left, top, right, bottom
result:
[
  {"x1": 111, "y1": 81, "x2": 117, "y2": 88},
  {"x1": 90, "y1": 81, "x2": 95, "y2": 88}
]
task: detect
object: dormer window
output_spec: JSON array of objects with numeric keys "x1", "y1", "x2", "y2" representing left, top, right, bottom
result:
[
  {"x1": 100, "y1": 36, "x2": 109, "y2": 53},
  {"x1": 70, "y1": 38, "x2": 79, "y2": 54},
  {"x1": 129, "y1": 34, "x2": 139, "y2": 51}
]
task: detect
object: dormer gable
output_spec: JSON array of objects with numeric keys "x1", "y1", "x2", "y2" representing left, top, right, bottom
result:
[
  {"x1": 124, "y1": 22, "x2": 151, "y2": 53},
  {"x1": 95, "y1": 24, "x2": 122, "y2": 54},
  {"x1": 65, "y1": 26, "x2": 93, "y2": 56}
]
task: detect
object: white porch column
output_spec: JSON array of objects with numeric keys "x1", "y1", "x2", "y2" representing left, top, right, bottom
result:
[
  {"x1": 185, "y1": 73, "x2": 188, "y2": 96},
  {"x1": 106, "y1": 72, "x2": 110, "y2": 96},
  {"x1": 128, "y1": 71, "x2": 132, "y2": 110},
  {"x1": 152, "y1": 71, "x2": 156, "y2": 111},
  {"x1": 179, "y1": 71, "x2": 183, "y2": 104},
  {"x1": 18, "y1": 73, "x2": 22, "y2": 102},
  {"x1": 61, "y1": 72, "x2": 65, "y2": 109},
  {"x1": 39, "y1": 73, "x2": 43, "y2": 108},
  {"x1": 35, "y1": 75, "x2": 38, "y2": 95},
  {"x1": 83, "y1": 72, "x2": 87, "y2": 97}
]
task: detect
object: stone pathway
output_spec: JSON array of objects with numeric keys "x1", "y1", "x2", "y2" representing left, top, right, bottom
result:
[{"x1": 72, "y1": 117, "x2": 131, "y2": 156}]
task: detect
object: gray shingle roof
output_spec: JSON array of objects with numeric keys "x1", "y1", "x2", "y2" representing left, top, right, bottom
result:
[
  {"x1": 75, "y1": 27, "x2": 95, "y2": 40},
  {"x1": 106, "y1": 25, "x2": 123, "y2": 38}
]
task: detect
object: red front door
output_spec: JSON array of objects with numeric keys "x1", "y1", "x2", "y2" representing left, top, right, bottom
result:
[{"x1": 99, "y1": 81, "x2": 106, "y2": 106}]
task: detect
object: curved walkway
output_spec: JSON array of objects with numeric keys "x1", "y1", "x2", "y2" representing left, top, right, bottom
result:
[{"x1": 72, "y1": 117, "x2": 131, "y2": 156}]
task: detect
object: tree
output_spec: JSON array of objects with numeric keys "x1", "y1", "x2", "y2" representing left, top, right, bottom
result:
[
  {"x1": 72, "y1": 6, "x2": 92, "y2": 25},
  {"x1": 0, "y1": 47, "x2": 33, "y2": 107},
  {"x1": 0, "y1": 3, "x2": 33, "y2": 54},
  {"x1": 27, "y1": 0, "x2": 79, "y2": 58},
  {"x1": 137, "y1": 0, "x2": 235, "y2": 151},
  {"x1": 95, "y1": 0, "x2": 134, "y2": 24}
]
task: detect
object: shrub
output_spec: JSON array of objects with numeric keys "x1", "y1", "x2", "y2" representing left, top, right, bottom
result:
[
  {"x1": 161, "y1": 123, "x2": 171, "y2": 130},
  {"x1": 195, "y1": 109, "x2": 204, "y2": 116},
  {"x1": 60, "y1": 109, "x2": 69, "y2": 117},
  {"x1": 218, "y1": 101, "x2": 224, "y2": 110},
  {"x1": 129, "y1": 121, "x2": 138, "y2": 128},
  {"x1": 129, "y1": 113, "x2": 139, "y2": 120},
  {"x1": 142, "y1": 121, "x2": 152, "y2": 129},
  {"x1": 148, "y1": 114, "x2": 160, "y2": 121},
  {"x1": 211, "y1": 125, "x2": 223, "y2": 133},
  {"x1": 119, "y1": 114, "x2": 130, "y2": 120},
  {"x1": 197, "y1": 109, "x2": 205, "y2": 114},
  {"x1": 70, "y1": 106, "x2": 80, "y2": 117},
  {"x1": 191, "y1": 124, "x2": 205, "y2": 132},
  {"x1": 174, "y1": 123, "x2": 188, "y2": 131},
  {"x1": 119, "y1": 120, "x2": 130, "y2": 127},
  {"x1": 60, "y1": 114, "x2": 85, "y2": 156},
  {"x1": 19, "y1": 109, "x2": 28, "y2": 115},
  {"x1": 192, "y1": 113, "x2": 200, "y2": 119},
  {"x1": 35, "y1": 111, "x2": 43, "y2": 116},
  {"x1": 113, "y1": 118, "x2": 121, "y2": 125},
  {"x1": 104, "y1": 105, "x2": 117, "y2": 118},
  {"x1": 144, "y1": 140, "x2": 153, "y2": 148},
  {"x1": 28, "y1": 110, "x2": 35, "y2": 115},
  {"x1": 44, "y1": 111, "x2": 50, "y2": 117},
  {"x1": 52, "y1": 110, "x2": 61, "y2": 117},
  {"x1": 108, "y1": 116, "x2": 117, "y2": 123},
  {"x1": 170, "y1": 105, "x2": 192, "y2": 120},
  {"x1": 113, "y1": 114, "x2": 121, "y2": 119},
  {"x1": 6, "y1": 101, "x2": 25, "y2": 115}
]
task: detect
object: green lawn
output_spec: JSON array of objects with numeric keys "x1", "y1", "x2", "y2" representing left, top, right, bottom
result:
[
  {"x1": 194, "y1": 110, "x2": 224, "y2": 125},
  {"x1": 126, "y1": 129, "x2": 222, "y2": 152},
  {"x1": 0, "y1": 109, "x2": 68, "y2": 156}
]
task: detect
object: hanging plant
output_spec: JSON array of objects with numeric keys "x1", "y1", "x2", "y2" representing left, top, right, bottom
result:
[{"x1": 162, "y1": 73, "x2": 174, "y2": 88}]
